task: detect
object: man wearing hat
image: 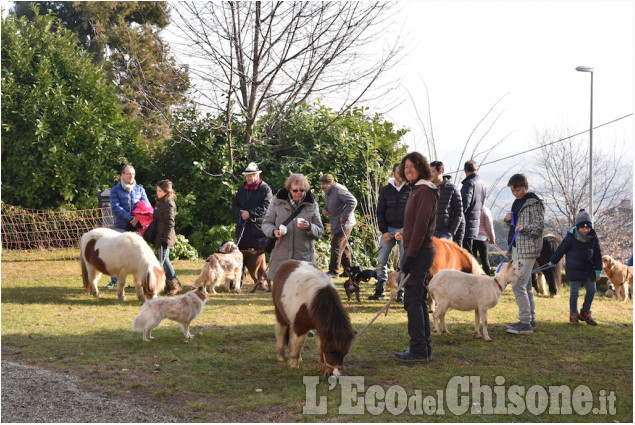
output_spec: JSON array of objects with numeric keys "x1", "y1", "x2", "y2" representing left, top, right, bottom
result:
[
  {"x1": 232, "y1": 162, "x2": 272, "y2": 250},
  {"x1": 320, "y1": 174, "x2": 358, "y2": 277}
]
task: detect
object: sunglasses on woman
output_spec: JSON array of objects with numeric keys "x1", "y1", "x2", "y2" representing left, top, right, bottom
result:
[{"x1": 292, "y1": 188, "x2": 306, "y2": 193}]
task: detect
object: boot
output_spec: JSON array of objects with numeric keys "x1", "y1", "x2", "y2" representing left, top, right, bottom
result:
[
  {"x1": 569, "y1": 312, "x2": 579, "y2": 325},
  {"x1": 165, "y1": 278, "x2": 182, "y2": 296},
  {"x1": 579, "y1": 310, "x2": 597, "y2": 326},
  {"x1": 368, "y1": 280, "x2": 386, "y2": 300}
]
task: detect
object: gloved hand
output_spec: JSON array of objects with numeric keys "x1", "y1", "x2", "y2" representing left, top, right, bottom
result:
[{"x1": 402, "y1": 256, "x2": 414, "y2": 275}]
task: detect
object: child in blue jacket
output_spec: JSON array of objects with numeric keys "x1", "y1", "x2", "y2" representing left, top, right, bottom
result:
[{"x1": 549, "y1": 209, "x2": 603, "y2": 325}]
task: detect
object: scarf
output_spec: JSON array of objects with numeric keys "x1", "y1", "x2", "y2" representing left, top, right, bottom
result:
[
  {"x1": 244, "y1": 178, "x2": 261, "y2": 191},
  {"x1": 288, "y1": 192, "x2": 304, "y2": 210},
  {"x1": 122, "y1": 180, "x2": 136, "y2": 192},
  {"x1": 574, "y1": 227, "x2": 594, "y2": 243}
]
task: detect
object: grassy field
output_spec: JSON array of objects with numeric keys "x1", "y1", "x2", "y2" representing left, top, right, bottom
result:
[{"x1": 1, "y1": 248, "x2": 632, "y2": 422}]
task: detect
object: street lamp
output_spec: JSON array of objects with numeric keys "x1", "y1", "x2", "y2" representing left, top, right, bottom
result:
[{"x1": 576, "y1": 65, "x2": 594, "y2": 220}]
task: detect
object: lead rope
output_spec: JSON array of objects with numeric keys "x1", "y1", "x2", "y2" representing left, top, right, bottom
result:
[{"x1": 353, "y1": 274, "x2": 411, "y2": 342}]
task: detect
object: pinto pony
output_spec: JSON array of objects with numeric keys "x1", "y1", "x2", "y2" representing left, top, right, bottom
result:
[
  {"x1": 80, "y1": 228, "x2": 165, "y2": 302},
  {"x1": 273, "y1": 260, "x2": 355, "y2": 377}
]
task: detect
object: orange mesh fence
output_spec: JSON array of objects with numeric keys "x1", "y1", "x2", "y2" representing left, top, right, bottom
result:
[{"x1": 1, "y1": 203, "x2": 113, "y2": 250}]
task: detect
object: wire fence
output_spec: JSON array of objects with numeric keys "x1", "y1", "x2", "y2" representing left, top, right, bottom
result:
[{"x1": 1, "y1": 203, "x2": 113, "y2": 252}]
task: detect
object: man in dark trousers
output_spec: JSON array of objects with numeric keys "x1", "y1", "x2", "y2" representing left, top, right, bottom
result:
[
  {"x1": 320, "y1": 174, "x2": 358, "y2": 278},
  {"x1": 232, "y1": 162, "x2": 272, "y2": 250},
  {"x1": 369, "y1": 163, "x2": 411, "y2": 300},
  {"x1": 460, "y1": 160, "x2": 487, "y2": 255}
]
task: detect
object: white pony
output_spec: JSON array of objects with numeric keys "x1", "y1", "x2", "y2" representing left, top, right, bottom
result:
[{"x1": 80, "y1": 228, "x2": 165, "y2": 302}]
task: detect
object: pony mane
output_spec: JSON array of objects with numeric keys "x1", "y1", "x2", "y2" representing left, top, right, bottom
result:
[{"x1": 309, "y1": 285, "x2": 355, "y2": 353}]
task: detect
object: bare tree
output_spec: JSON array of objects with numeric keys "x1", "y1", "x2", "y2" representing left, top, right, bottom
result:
[
  {"x1": 533, "y1": 127, "x2": 633, "y2": 238},
  {"x1": 169, "y1": 1, "x2": 401, "y2": 167}
]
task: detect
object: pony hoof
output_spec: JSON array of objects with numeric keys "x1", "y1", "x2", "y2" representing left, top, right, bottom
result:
[
  {"x1": 277, "y1": 355, "x2": 285, "y2": 362},
  {"x1": 289, "y1": 359, "x2": 299, "y2": 368},
  {"x1": 475, "y1": 334, "x2": 483, "y2": 339},
  {"x1": 484, "y1": 337, "x2": 493, "y2": 342},
  {"x1": 118, "y1": 295, "x2": 126, "y2": 302}
]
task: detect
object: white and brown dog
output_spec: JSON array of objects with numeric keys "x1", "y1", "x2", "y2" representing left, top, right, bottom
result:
[
  {"x1": 132, "y1": 286, "x2": 207, "y2": 341},
  {"x1": 603, "y1": 255, "x2": 633, "y2": 302},
  {"x1": 428, "y1": 261, "x2": 521, "y2": 342},
  {"x1": 193, "y1": 241, "x2": 243, "y2": 294}
]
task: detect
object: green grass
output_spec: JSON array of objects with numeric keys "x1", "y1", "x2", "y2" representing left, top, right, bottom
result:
[{"x1": 1, "y1": 249, "x2": 632, "y2": 422}]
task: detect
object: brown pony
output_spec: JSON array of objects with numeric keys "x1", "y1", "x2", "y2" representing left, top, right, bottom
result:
[
  {"x1": 532, "y1": 234, "x2": 563, "y2": 297},
  {"x1": 273, "y1": 260, "x2": 355, "y2": 377}
]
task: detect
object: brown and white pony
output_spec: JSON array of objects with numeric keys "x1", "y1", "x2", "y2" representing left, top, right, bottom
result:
[
  {"x1": 273, "y1": 260, "x2": 355, "y2": 377},
  {"x1": 80, "y1": 228, "x2": 165, "y2": 302},
  {"x1": 427, "y1": 237, "x2": 485, "y2": 311}
]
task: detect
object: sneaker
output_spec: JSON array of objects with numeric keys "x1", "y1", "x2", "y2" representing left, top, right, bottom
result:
[
  {"x1": 326, "y1": 271, "x2": 339, "y2": 278},
  {"x1": 393, "y1": 349, "x2": 430, "y2": 363},
  {"x1": 106, "y1": 281, "x2": 117, "y2": 289},
  {"x1": 367, "y1": 292, "x2": 386, "y2": 300},
  {"x1": 506, "y1": 322, "x2": 533, "y2": 334}
]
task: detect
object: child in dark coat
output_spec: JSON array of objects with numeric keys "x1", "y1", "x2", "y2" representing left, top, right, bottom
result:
[{"x1": 549, "y1": 209, "x2": 603, "y2": 325}]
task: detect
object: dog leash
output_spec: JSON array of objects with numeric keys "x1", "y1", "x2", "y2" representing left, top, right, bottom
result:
[
  {"x1": 353, "y1": 274, "x2": 411, "y2": 342},
  {"x1": 532, "y1": 263, "x2": 554, "y2": 274},
  {"x1": 495, "y1": 226, "x2": 520, "y2": 273}
]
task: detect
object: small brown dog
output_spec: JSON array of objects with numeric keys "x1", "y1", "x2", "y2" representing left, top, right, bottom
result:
[
  {"x1": 241, "y1": 249, "x2": 271, "y2": 292},
  {"x1": 602, "y1": 255, "x2": 633, "y2": 302},
  {"x1": 193, "y1": 241, "x2": 243, "y2": 294},
  {"x1": 386, "y1": 270, "x2": 399, "y2": 290}
]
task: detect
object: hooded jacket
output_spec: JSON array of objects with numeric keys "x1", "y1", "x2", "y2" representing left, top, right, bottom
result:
[
  {"x1": 507, "y1": 192, "x2": 545, "y2": 258},
  {"x1": 376, "y1": 178, "x2": 411, "y2": 233},
  {"x1": 403, "y1": 180, "x2": 439, "y2": 257},
  {"x1": 549, "y1": 227, "x2": 603, "y2": 282},
  {"x1": 262, "y1": 188, "x2": 324, "y2": 279}
]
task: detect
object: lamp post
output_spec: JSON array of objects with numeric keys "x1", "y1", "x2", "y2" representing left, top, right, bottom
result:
[{"x1": 576, "y1": 65, "x2": 594, "y2": 220}]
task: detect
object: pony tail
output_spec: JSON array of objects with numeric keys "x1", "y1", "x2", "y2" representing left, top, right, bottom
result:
[{"x1": 141, "y1": 260, "x2": 165, "y2": 298}]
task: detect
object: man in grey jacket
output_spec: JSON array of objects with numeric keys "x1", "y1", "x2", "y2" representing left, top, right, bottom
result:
[
  {"x1": 460, "y1": 160, "x2": 487, "y2": 255},
  {"x1": 320, "y1": 174, "x2": 357, "y2": 277}
]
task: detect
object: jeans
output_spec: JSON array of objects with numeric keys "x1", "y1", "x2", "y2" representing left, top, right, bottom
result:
[
  {"x1": 329, "y1": 228, "x2": 353, "y2": 274},
  {"x1": 569, "y1": 277, "x2": 596, "y2": 313},
  {"x1": 110, "y1": 227, "x2": 127, "y2": 284},
  {"x1": 472, "y1": 239, "x2": 491, "y2": 275},
  {"x1": 511, "y1": 248, "x2": 536, "y2": 324},
  {"x1": 402, "y1": 247, "x2": 435, "y2": 357},
  {"x1": 434, "y1": 231, "x2": 452, "y2": 240},
  {"x1": 375, "y1": 227, "x2": 404, "y2": 282},
  {"x1": 157, "y1": 246, "x2": 176, "y2": 281}
]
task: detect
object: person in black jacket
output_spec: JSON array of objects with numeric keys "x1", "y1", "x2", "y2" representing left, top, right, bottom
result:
[
  {"x1": 549, "y1": 209, "x2": 603, "y2": 325},
  {"x1": 460, "y1": 160, "x2": 487, "y2": 254},
  {"x1": 430, "y1": 161, "x2": 463, "y2": 242},
  {"x1": 232, "y1": 162, "x2": 272, "y2": 250},
  {"x1": 369, "y1": 163, "x2": 411, "y2": 300}
]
